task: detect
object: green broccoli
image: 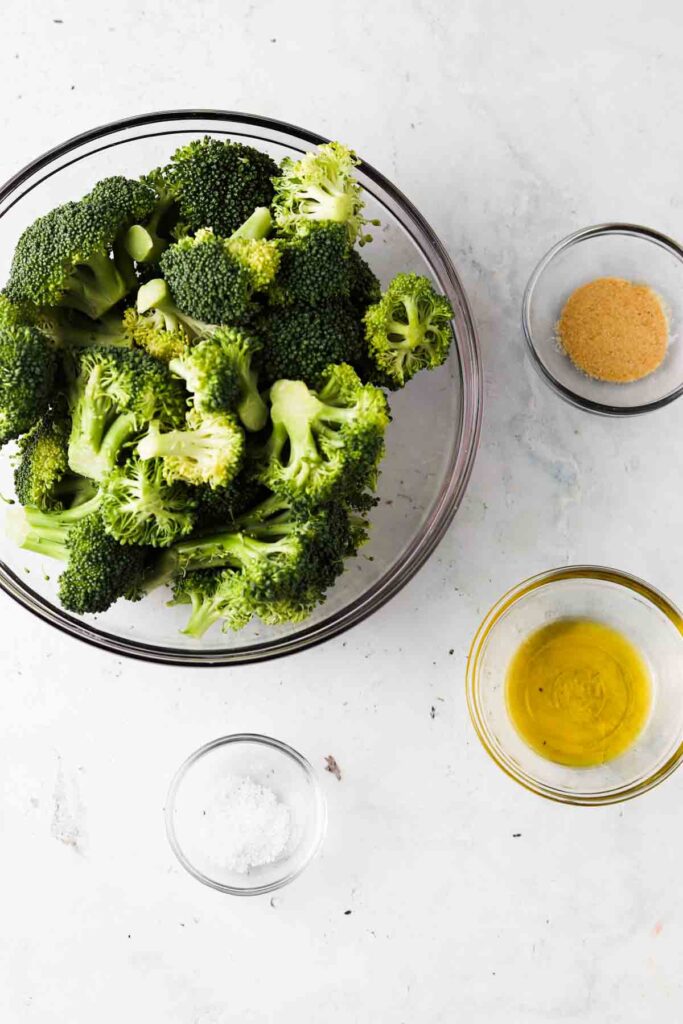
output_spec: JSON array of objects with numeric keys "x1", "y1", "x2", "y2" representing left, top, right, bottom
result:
[
  {"x1": 137, "y1": 409, "x2": 244, "y2": 489},
  {"x1": 121, "y1": 306, "x2": 187, "y2": 362},
  {"x1": 193, "y1": 474, "x2": 266, "y2": 531},
  {"x1": 270, "y1": 223, "x2": 354, "y2": 307},
  {"x1": 0, "y1": 325, "x2": 57, "y2": 446},
  {"x1": 58, "y1": 512, "x2": 149, "y2": 612},
  {"x1": 168, "y1": 325, "x2": 267, "y2": 431},
  {"x1": 259, "y1": 301, "x2": 362, "y2": 388},
  {"x1": 0, "y1": 294, "x2": 129, "y2": 349},
  {"x1": 135, "y1": 278, "x2": 213, "y2": 341},
  {"x1": 272, "y1": 142, "x2": 375, "y2": 244},
  {"x1": 167, "y1": 136, "x2": 280, "y2": 236},
  {"x1": 159, "y1": 209, "x2": 279, "y2": 326},
  {"x1": 67, "y1": 347, "x2": 186, "y2": 481},
  {"x1": 13, "y1": 402, "x2": 94, "y2": 511},
  {"x1": 7, "y1": 496, "x2": 150, "y2": 613},
  {"x1": 170, "y1": 495, "x2": 361, "y2": 636},
  {"x1": 5, "y1": 176, "x2": 156, "y2": 320},
  {"x1": 100, "y1": 458, "x2": 196, "y2": 547},
  {"x1": 257, "y1": 363, "x2": 389, "y2": 504},
  {"x1": 348, "y1": 249, "x2": 381, "y2": 313},
  {"x1": 122, "y1": 168, "x2": 180, "y2": 264},
  {"x1": 363, "y1": 273, "x2": 454, "y2": 389}
]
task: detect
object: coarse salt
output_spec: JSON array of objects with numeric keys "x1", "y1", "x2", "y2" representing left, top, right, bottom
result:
[{"x1": 198, "y1": 775, "x2": 291, "y2": 875}]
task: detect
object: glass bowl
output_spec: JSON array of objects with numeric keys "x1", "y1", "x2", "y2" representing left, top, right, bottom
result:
[
  {"x1": 522, "y1": 223, "x2": 683, "y2": 416},
  {"x1": 0, "y1": 110, "x2": 481, "y2": 664},
  {"x1": 165, "y1": 734, "x2": 326, "y2": 896},
  {"x1": 466, "y1": 566, "x2": 683, "y2": 805}
]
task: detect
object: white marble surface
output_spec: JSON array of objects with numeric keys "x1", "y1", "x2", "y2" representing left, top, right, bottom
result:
[{"x1": 2, "y1": 1, "x2": 683, "y2": 1020}]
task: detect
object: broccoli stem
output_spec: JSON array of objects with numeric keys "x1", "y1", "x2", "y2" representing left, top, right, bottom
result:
[
  {"x1": 123, "y1": 194, "x2": 176, "y2": 263},
  {"x1": 137, "y1": 278, "x2": 213, "y2": 338},
  {"x1": 173, "y1": 531, "x2": 283, "y2": 572},
  {"x1": 181, "y1": 590, "x2": 225, "y2": 638},
  {"x1": 6, "y1": 493, "x2": 101, "y2": 561},
  {"x1": 63, "y1": 250, "x2": 129, "y2": 320},
  {"x1": 69, "y1": 405, "x2": 138, "y2": 482},
  {"x1": 237, "y1": 373, "x2": 268, "y2": 433},
  {"x1": 230, "y1": 207, "x2": 272, "y2": 241}
]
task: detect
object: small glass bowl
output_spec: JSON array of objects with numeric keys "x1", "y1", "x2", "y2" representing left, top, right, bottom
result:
[
  {"x1": 522, "y1": 223, "x2": 683, "y2": 416},
  {"x1": 165, "y1": 734, "x2": 327, "y2": 895},
  {"x1": 466, "y1": 567, "x2": 683, "y2": 805}
]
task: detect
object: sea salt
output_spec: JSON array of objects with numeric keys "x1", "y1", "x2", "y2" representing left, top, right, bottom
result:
[{"x1": 199, "y1": 775, "x2": 291, "y2": 875}]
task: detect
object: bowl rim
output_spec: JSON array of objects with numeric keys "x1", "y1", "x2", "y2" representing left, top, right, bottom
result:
[
  {"x1": 466, "y1": 564, "x2": 683, "y2": 806},
  {"x1": 0, "y1": 108, "x2": 482, "y2": 666},
  {"x1": 164, "y1": 732, "x2": 327, "y2": 896},
  {"x1": 521, "y1": 221, "x2": 683, "y2": 418}
]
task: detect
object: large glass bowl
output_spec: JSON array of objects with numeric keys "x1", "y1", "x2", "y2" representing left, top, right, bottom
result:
[{"x1": 0, "y1": 111, "x2": 481, "y2": 665}]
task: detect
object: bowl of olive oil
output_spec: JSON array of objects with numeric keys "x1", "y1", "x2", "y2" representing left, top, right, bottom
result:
[{"x1": 466, "y1": 567, "x2": 683, "y2": 805}]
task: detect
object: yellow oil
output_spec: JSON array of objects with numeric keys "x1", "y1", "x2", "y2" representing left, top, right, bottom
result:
[{"x1": 505, "y1": 619, "x2": 651, "y2": 767}]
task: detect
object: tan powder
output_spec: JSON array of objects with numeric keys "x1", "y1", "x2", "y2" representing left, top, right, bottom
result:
[{"x1": 557, "y1": 276, "x2": 668, "y2": 383}]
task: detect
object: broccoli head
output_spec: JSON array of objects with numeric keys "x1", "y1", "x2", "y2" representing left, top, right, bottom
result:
[
  {"x1": 100, "y1": 458, "x2": 196, "y2": 547},
  {"x1": 167, "y1": 136, "x2": 280, "y2": 236},
  {"x1": 169, "y1": 325, "x2": 267, "y2": 431},
  {"x1": 137, "y1": 409, "x2": 245, "y2": 490},
  {"x1": 12, "y1": 401, "x2": 90, "y2": 511},
  {"x1": 67, "y1": 346, "x2": 186, "y2": 481},
  {"x1": 160, "y1": 209, "x2": 279, "y2": 326},
  {"x1": 348, "y1": 249, "x2": 381, "y2": 314},
  {"x1": 0, "y1": 324, "x2": 57, "y2": 446},
  {"x1": 5, "y1": 176, "x2": 156, "y2": 320},
  {"x1": 272, "y1": 142, "x2": 375, "y2": 244},
  {"x1": 363, "y1": 273, "x2": 454, "y2": 389},
  {"x1": 7, "y1": 497, "x2": 149, "y2": 613},
  {"x1": 270, "y1": 223, "x2": 354, "y2": 307},
  {"x1": 193, "y1": 474, "x2": 266, "y2": 531},
  {"x1": 135, "y1": 278, "x2": 213, "y2": 341},
  {"x1": 122, "y1": 306, "x2": 187, "y2": 362},
  {"x1": 170, "y1": 495, "x2": 360, "y2": 635},
  {"x1": 257, "y1": 363, "x2": 389, "y2": 504},
  {"x1": 259, "y1": 300, "x2": 362, "y2": 388}
]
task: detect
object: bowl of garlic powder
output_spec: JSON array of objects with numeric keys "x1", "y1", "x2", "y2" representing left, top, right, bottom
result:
[
  {"x1": 165, "y1": 734, "x2": 327, "y2": 895},
  {"x1": 522, "y1": 223, "x2": 683, "y2": 416}
]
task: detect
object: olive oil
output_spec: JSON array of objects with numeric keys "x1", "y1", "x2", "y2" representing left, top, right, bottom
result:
[{"x1": 506, "y1": 619, "x2": 651, "y2": 767}]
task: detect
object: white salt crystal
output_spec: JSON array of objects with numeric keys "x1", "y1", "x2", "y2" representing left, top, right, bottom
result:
[{"x1": 198, "y1": 775, "x2": 291, "y2": 875}]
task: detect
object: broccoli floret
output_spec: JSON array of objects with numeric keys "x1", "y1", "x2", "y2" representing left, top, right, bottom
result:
[
  {"x1": 67, "y1": 347, "x2": 186, "y2": 481},
  {"x1": 5, "y1": 176, "x2": 156, "y2": 320},
  {"x1": 0, "y1": 324, "x2": 57, "y2": 446},
  {"x1": 135, "y1": 278, "x2": 213, "y2": 341},
  {"x1": 170, "y1": 495, "x2": 360, "y2": 635},
  {"x1": 348, "y1": 249, "x2": 381, "y2": 313},
  {"x1": 160, "y1": 209, "x2": 279, "y2": 326},
  {"x1": 259, "y1": 301, "x2": 362, "y2": 388},
  {"x1": 100, "y1": 458, "x2": 196, "y2": 547},
  {"x1": 122, "y1": 306, "x2": 187, "y2": 362},
  {"x1": 169, "y1": 325, "x2": 267, "y2": 431},
  {"x1": 13, "y1": 402, "x2": 83, "y2": 511},
  {"x1": 272, "y1": 142, "x2": 375, "y2": 244},
  {"x1": 167, "y1": 136, "x2": 280, "y2": 236},
  {"x1": 137, "y1": 409, "x2": 244, "y2": 489},
  {"x1": 122, "y1": 168, "x2": 181, "y2": 264},
  {"x1": 7, "y1": 498, "x2": 149, "y2": 612},
  {"x1": 270, "y1": 223, "x2": 354, "y2": 307},
  {"x1": 193, "y1": 474, "x2": 266, "y2": 531},
  {"x1": 363, "y1": 273, "x2": 454, "y2": 389},
  {"x1": 257, "y1": 364, "x2": 389, "y2": 504},
  {"x1": 59, "y1": 512, "x2": 148, "y2": 612}
]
